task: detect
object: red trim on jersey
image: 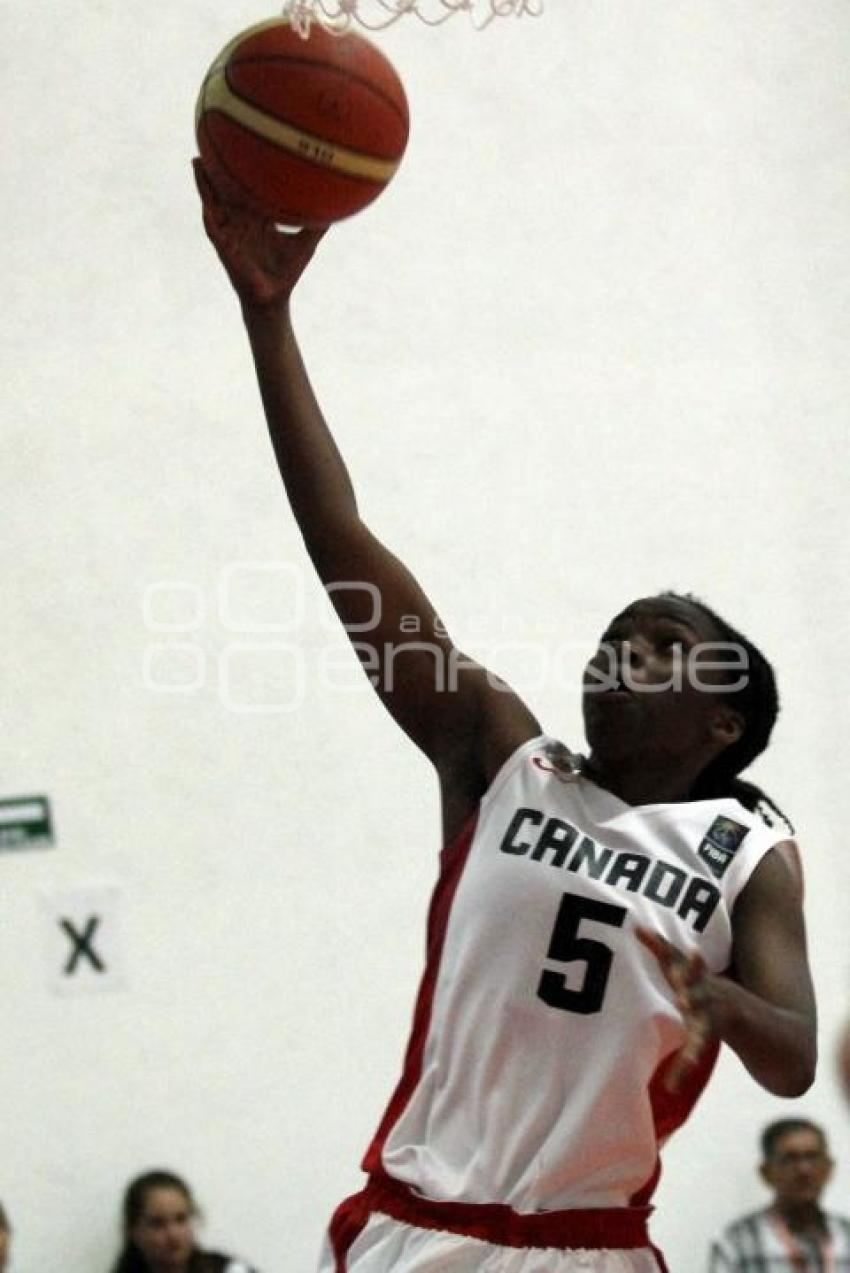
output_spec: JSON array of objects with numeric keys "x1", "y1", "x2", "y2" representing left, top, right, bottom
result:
[
  {"x1": 361, "y1": 811, "x2": 479, "y2": 1176},
  {"x1": 329, "y1": 1188, "x2": 371, "y2": 1273},
  {"x1": 333, "y1": 1174, "x2": 658, "y2": 1259},
  {"x1": 630, "y1": 1037, "x2": 721, "y2": 1209}
]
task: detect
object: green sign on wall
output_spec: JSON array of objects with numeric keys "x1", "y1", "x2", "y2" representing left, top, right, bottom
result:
[{"x1": 0, "y1": 797, "x2": 53, "y2": 850}]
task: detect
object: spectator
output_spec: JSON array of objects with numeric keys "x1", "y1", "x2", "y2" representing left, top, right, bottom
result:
[
  {"x1": 709, "y1": 1118, "x2": 850, "y2": 1270},
  {"x1": 0, "y1": 1201, "x2": 10, "y2": 1272},
  {"x1": 111, "y1": 1170, "x2": 258, "y2": 1273}
]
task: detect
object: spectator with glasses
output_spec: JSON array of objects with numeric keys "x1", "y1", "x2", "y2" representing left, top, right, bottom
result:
[{"x1": 709, "y1": 1118, "x2": 850, "y2": 1270}]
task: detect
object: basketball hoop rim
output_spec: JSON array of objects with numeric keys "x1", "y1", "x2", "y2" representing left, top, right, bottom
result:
[{"x1": 280, "y1": 0, "x2": 544, "y2": 37}]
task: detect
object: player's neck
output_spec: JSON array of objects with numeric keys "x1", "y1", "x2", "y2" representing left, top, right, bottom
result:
[{"x1": 582, "y1": 754, "x2": 701, "y2": 808}]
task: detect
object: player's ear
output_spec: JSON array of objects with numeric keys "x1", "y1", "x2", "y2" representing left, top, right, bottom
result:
[{"x1": 710, "y1": 705, "x2": 744, "y2": 750}]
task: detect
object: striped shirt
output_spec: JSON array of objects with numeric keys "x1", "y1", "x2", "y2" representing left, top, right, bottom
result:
[{"x1": 709, "y1": 1209, "x2": 850, "y2": 1271}]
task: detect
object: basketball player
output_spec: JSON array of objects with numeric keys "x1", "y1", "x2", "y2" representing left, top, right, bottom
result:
[{"x1": 193, "y1": 161, "x2": 817, "y2": 1273}]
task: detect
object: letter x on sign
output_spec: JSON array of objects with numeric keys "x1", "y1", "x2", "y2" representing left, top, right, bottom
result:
[{"x1": 60, "y1": 916, "x2": 105, "y2": 975}]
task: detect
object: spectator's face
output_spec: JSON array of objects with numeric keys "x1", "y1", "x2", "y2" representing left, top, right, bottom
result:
[
  {"x1": 761, "y1": 1129, "x2": 833, "y2": 1209},
  {"x1": 0, "y1": 1224, "x2": 9, "y2": 1271},
  {"x1": 130, "y1": 1186, "x2": 195, "y2": 1272}
]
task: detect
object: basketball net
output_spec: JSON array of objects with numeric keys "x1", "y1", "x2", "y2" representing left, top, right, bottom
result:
[{"x1": 281, "y1": 0, "x2": 542, "y2": 35}]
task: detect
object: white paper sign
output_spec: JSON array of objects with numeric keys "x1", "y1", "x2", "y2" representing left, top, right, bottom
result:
[{"x1": 40, "y1": 885, "x2": 127, "y2": 995}]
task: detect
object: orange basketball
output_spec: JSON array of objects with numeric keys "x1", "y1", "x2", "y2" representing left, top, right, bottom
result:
[{"x1": 195, "y1": 19, "x2": 410, "y2": 227}]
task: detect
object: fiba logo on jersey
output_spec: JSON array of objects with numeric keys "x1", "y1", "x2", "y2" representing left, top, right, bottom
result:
[{"x1": 697, "y1": 816, "x2": 749, "y2": 879}]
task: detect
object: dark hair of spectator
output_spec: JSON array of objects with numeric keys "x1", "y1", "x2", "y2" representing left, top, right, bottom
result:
[
  {"x1": 112, "y1": 1170, "x2": 200, "y2": 1273},
  {"x1": 761, "y1": 1118, "x2": 826, "y2": 1161}
]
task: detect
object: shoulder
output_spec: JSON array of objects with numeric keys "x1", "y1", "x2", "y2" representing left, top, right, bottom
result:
[
  {"x1": 474, "y1": 666, "x2": 542, "y2": 787},
  {"x1": 734, "y1": 838, "x2": 804, "y2": 918},
  {"x1": 477, "y1": 733, "x2": 580, "y2": 801},
  {"x1": 432, "y1": 657, "x2": 541, "y2": 812},
  {"x1": 720, "y1": 803, "x2": 797, "y2": 866},
  {"x1": 716, "y1": 1209, "x2": 772, "y2": 1247},
  {"x1": 682, "y1": 802, "x2": 798, "y2": 913},
  {"x1": 826, "y1": 1212, "x2": 850, "y2": 1242},
  {"x1": 771, "y1": 838, "x2": 804, "y2": 895}
]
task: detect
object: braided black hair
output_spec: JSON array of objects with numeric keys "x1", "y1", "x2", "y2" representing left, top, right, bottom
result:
[{"x1": 659, "y1": 592, "x2": 794, "y2": 833}]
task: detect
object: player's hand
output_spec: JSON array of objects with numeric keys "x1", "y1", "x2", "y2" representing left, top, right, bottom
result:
[
  {"x1": 636, "y1": 926, "x2": 714, "y2": 1091},
  {"x1": 193, "y1": 158, "x2": 327, "y2": 309}
]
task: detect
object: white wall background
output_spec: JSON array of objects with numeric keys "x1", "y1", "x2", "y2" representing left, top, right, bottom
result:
[{"x1": 3, "y1": 2, "x2": 849, "y2": 1269}]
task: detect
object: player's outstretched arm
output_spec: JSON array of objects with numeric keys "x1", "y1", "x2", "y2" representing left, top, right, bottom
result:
[
  {"x1": 194, "y1": 161, "x2": 539, "y2": 796},
  {"x1": 639, "y1": 843, "x2": 816, "y2": 1097}
]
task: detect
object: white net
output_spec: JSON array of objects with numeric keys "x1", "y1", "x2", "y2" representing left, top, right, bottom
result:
[{"x1": 281, "y1": 0, "x2": 543, "y2": 35}]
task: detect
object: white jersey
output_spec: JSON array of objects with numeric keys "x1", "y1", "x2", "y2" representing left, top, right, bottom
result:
[{"x1": 362, "y1": 735, "x2": 786, "y2": 1213}]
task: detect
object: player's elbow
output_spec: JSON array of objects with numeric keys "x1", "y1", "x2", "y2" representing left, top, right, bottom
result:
[
  {"x1": 773, "y1": 1068, "x2": 816, "y2": 1099},
  {"x1": 768, "y1": 1044, "x2": 817, "y2": 1098}
]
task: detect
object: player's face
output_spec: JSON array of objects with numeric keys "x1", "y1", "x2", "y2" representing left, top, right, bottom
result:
[
  {"x1": 582, "y1": 597, "x2": 742, "y2": 767},
  {"x1": 130, "y1": 1186, "x2": 196, "y2": 1272},
  {"x1": 761, "y1": 1129, "x2": 833, "y2": 1208}
]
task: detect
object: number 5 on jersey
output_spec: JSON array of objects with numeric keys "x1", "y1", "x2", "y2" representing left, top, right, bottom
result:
[{"x1": 538, "y1": 892, "x2": 628, "y2": 1015}]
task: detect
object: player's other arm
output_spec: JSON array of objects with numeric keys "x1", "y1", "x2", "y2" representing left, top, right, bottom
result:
[
  {"x1": 638, "y1": 841, "x2": 816, "y2": 1097},
  {"x1": 719, "y1": 841, "x2": 817, "y2": 1096},
  {"x1": 194, "y1": 162, "x2": 539, "y2": 782}
]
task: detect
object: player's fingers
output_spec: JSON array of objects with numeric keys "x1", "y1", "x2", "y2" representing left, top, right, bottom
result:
[
  {"x1": 664, "y1": 1013, "x2": 709, "y2": 1091},
  {"x1": 673, "y1": 956, "x2": 709, "y2": 1014},
  {"x1": 294, "y1": 225, "x2": 329, "y2": 268},
  {"x1": 299, "y1": 225, "x2": 329, "y2": 250},
  {"x1": 637, "y1": 927, "x2": 704, "y2": 988},
  {"x1": 664, "y1": 1052, "x2": 690, "y2": 1092},
  {"x1": 268, "y1": 223, "x2": 327, "y2": 255},
  {"x1": 636, "y1": 927, "x2": 687, "y2": 986},
  {"x1": 192, "y1": 158, "x2": 220, "y2": 209},
  {"x1": 665, "y1": 1034, "x2": 697, "y2": 1090},
  {"x1": 635, "y1": 926, "x2": 670, "y2": 960},
  {"x1": 193, "y1": 159, "x2": 235, "y2": 244},
  {"x1": 262, "y1": 226, "x2": 327, "y2": 286},
  {"x1": 200, "y1": 204, "x2": 234, "y2": 260},
  {"x1": 677, "y1": 1029, "x2": 708, "y2": 1076},
  {"x1": 683, "y1": 950, "x2": 707, "y2": 987}
]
